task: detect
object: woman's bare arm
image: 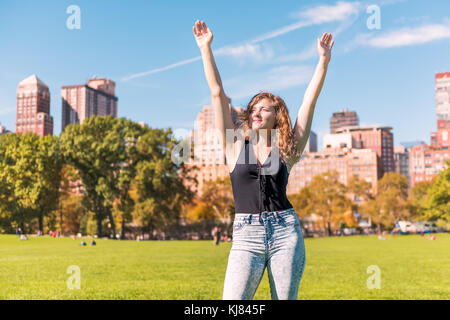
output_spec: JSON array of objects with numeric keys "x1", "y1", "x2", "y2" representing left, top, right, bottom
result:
[
  {"x1": 293, "y1": 32, "x2": 334, "y2": 154},
  {"x1": 193, "y1": 20, "x2": 235, "y2": 152}
]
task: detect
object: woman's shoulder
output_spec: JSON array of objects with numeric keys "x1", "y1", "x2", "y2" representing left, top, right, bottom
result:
[{"x1": 226, "y1": 138, "x2": 247, "y2": 174}]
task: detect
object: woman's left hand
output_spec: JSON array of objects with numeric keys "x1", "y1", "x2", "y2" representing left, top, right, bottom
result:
[{"x1": 317, "y1": 32, "x2": 334, "y2": 63}]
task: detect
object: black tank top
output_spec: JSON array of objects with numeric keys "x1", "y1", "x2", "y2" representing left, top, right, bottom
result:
[{"x1": 229, "y1": 138, "x2": 294, "y2": 214}]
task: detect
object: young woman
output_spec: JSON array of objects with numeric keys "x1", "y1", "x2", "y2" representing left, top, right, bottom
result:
[{"x1": 193, "y1": 20, "x2": 333, "y2": 300}]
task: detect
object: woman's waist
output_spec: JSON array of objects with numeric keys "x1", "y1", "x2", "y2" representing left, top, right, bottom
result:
[{"x1": 234, "y1": 207, "x2": 296, "y2": 224}]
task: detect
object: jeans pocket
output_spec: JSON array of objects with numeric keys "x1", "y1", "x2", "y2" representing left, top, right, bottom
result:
[
  {"x1": 278, "y1": 213, "x2": 300, "y2": 227},
  {"x1": 232, "y1": 221, "x2": 248, "y2": 232}
]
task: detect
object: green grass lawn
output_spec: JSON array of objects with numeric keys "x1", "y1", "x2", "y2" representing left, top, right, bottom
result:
[{"x1": 0, "y1": 233, "x2": 449, "y2": 299}]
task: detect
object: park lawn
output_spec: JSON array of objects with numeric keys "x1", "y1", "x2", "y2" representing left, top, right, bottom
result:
[{"x1": 0, "y1": 233, "x2": 449, "y2": 299}]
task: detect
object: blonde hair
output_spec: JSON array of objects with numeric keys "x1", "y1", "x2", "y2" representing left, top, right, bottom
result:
[{"x1": 237, "y1": 91, "x2": 302, "y2": 163}]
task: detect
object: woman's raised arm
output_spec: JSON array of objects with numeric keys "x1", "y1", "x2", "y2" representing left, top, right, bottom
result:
[
  {"x1": 292, "y1": 32, "x2": 334, "y2": 155},
  {"x1": 193, "y1": 20, "x2": 235, "y2": 151}
]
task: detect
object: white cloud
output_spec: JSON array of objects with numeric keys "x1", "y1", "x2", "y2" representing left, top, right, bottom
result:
[
  {"x1": 290, "y1": 1, "x2": 361, "y2": 25},
  {"x1": 122, "y1": 1, "x2": 362, "y2": 81},
  {"x1": 275, "y1": 11, "x2": 360, "y2": 64},
  {"x1": 251, "y1": 1, "x2": 361, "y2": 44},
  {"x1": 357, "y1": 23, "x2": 450, "y2": 48},
  {"x1": 122, "y1": 56, "x2": 201, "y2": 81},
  {"x1": 223, "y1": 64, "x2": 314, "y2": 100},
  {"x1": 215, "y1": 43, "x2": 274, "y2": 65}
]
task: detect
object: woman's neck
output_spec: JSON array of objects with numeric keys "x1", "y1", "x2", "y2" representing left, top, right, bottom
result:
[{"x1": 255, "y1": 128, "x2": 272, "y2": 148}]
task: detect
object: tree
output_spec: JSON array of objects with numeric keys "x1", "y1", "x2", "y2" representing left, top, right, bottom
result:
[
  {"x1": 60, "y1": 116, "x2": 137, "y2": 238},
  {"x1": 59, "y1": 193, "x2": 86, "y2": 234},
  {"x1": 132, "y1": 127, "x2": 195, "y2": 239},
  {"x1": 0, "y1": 133, "x2": 62, "y2": 234},
  {"x1": 347, "y1": 175, "x2": 374, "y2": 210},
  {"x1": 408, "y1": 180, "x2": 434, "y2": 220},
  {"x1": 112, "y1": 121, "x2": 144, "y2": 239},
  {"x1": 305, "y1": 170, "x2": 352, "y2": 236},
  {"x1": 289, "y1": 186, "x2": 312, "y2": 219},
  {"x1": 0, "y1": 134, "x2": 16, "y2": 233},
  {"x1": 422, "y1": 160, "x2": 450, "y2": 223},
  {"x1": 183, "y1": 201, "x2": 215, "y2": 222},
  {"x1": 361, "y1": 172, "x2": 409, "y2": 234},
  {"x1": 200, "y1": 177, "x2": 234, "y2": 224},
  {"x1": 377, "y1": 172, "x2": 410, "y2": 225},
  {"x1": 0, "y1": 133, "x2": 38, "y2": 232},
  {"x1": 360, "y1": 198, "x2": 384, "y2": 234},
  {"x1": 35, "y1": 135, "x2": 63, "y2": 233}
]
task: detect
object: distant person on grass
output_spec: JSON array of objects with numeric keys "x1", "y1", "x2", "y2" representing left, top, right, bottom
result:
[
  {"x1": 193, "y1": 20, "x2": 333, "y2": 300},
  {"x1": 215, "y1": 227, "x2": 221, "y2": 246}
]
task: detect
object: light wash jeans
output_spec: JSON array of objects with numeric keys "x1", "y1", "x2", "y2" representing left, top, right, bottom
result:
[{"x1": 222, "y1": 207, "x2": 306, "y2": 300}]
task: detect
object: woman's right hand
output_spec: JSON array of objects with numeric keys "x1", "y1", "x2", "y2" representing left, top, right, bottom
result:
[{"x1": 193, "y1": 20, "x2": 213, "y2": 50}]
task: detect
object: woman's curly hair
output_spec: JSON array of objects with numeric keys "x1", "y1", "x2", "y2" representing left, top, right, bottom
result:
[{"x1": 236, "y1": 91, "x2": 302, "y2": 163}]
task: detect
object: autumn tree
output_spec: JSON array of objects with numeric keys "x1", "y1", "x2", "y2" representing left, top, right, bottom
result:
[
  {"x1": 304, "y1": 170, "x2": 352, "y2": 236},
  {"x1": 361, "y1": 172, "x2": 409, "y2": 234},
  {"x1": 347, "y1": 175, "x2": 374, "y2": 210},
  {"x1": 422, "y1": 160, "x2": 450, "y2": 223},
  {"x1": 289, "y1": 186, "x2": 312, "y2": 219},
  {"x1": 200, "y1": 177, "x2": 234, "y2": 224}
]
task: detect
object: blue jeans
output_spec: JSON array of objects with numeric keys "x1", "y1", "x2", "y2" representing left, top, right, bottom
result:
[{"x1": 222, "y1": 207, "x2": 306, "y2": 300}]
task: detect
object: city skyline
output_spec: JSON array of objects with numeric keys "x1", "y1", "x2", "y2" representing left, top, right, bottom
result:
[{"x1": 1, "y1": 0, "x2": 450, "y2": 150}]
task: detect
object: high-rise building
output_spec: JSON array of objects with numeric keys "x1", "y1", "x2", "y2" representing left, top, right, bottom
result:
[
  {"x1": 323, "y1": 132, "x2": 355, "y2": 149},
  {"x1": 61, "y1": 77, "x2": 118, "y2": 132},
  {"x1": 435, "y1": 72, "x2": 450, "y2": 121},
  {"x1": 431, "y1": 119, "x2": 450, "y2": 148},
  {"x1": 305, "y1": 131, "x2": 318, "y2": 153},
  {"x1": 287, "y1": 147, "x2": 378, "y2": 195},
  {"x1": 408, "y1": 72, "x2": 450, "y2": 188},
  {"x1": 409, "y1": 144, "x2": 449, "y2": 188},
  {"x1": 15, "y1": 75, "x2": 54, "y2": 137},
  {"x1": 334, "y1": 125, "x2": 394, "y2": 179},
  {"x1": 394, "y1": 145, "x2": 410, "y2": 185},
  {"x1": 330, "y1": 108, "x2": 359, "y2": 134}
]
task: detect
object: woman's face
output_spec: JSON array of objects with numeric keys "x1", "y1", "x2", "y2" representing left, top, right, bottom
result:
[{"x1": 250, "y1": 98, "x2": 277, "y2": 131}]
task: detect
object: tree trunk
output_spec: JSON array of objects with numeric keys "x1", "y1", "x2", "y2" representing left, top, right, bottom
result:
[
  {"x1": 96, "y1": 213, "x2": 103, "y2": 238},
  {"x1": 120, "y1": 216, "x2": 125, "y2": 240},
  {"x1": 59, "y1": 209, "x2": 63, "y2": 236},
  {"x1": 377, "y1": 223, "x2": 381, "y2": 236},
  {"x1": 38, "y1": 213, "x2": 44, "y2": 234},
  {"x1": 325, "y1": 221, "x2": 332, "y2": 237},
  {"x1": 107, "y1": 206, "x2": 116, "y2": 239}
]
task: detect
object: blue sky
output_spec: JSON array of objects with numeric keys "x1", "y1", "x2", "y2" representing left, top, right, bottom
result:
[{"x1": 0, "y1": 0, "x2": 449, "y2": 150}]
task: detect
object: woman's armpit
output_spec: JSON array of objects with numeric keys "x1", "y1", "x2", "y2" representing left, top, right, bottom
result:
[
  {"x1": 226, "y1": 140, "x2": 245, "y2": 173},
  {"x1": 285, "y1": 151, "x2": 302, "y2": 173}
]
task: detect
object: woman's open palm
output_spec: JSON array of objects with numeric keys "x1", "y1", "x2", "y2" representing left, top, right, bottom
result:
[
  {"x1": 193, "y1": 20, "x2": 213, "y2": 49},
  {"x1": 317, "y1": 32, "x2": 334, "y2": 62}
]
